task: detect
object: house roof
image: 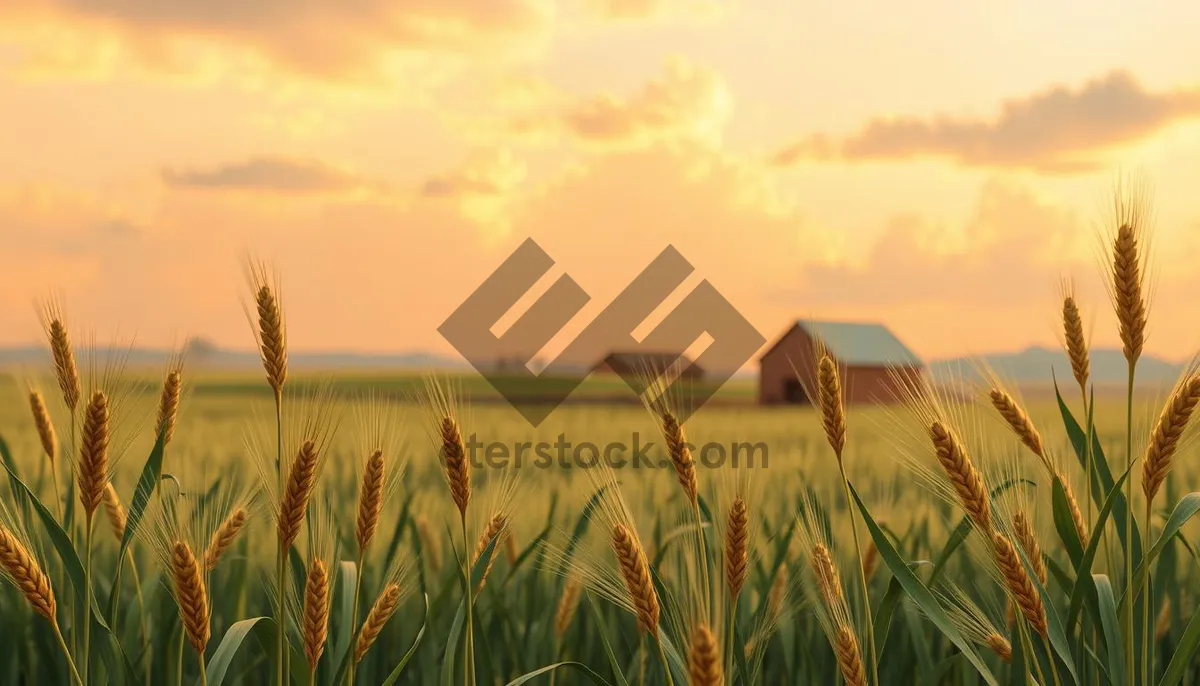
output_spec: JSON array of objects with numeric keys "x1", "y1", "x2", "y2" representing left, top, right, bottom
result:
[{"x1": 760, "y1": 319, "x2": 923, "y2": 367}]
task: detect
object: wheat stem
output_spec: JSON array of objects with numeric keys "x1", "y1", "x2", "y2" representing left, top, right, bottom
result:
[
  {"x1": 1124, "y1": 360, "x2": 1135, "y2": 686},
  {"x1": 347, "y1": 552, "x2": 364, "y2": 686},
  {"x1": 52, "y1": 620, "x2": 84, "y2": 686},
  {"x1": 82, "y1": 515, "x2": 94, "y2": 685},
  {"x1": 461, "y1": 514, "x2": 475, "y2": 686},
  {"x1": 838, "y1": 463, "x2": 876, "y2": 685},
  {"x1": 273, "y1": 400, "x2": 288, "y2": 686},
  {"x1": 655, "y1": 635, "x2": 676, "y2": 686}
]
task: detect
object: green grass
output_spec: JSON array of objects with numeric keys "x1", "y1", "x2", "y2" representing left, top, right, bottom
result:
[{"x1": 0, "y1": 369, "x2": 1197, "y2": 685}]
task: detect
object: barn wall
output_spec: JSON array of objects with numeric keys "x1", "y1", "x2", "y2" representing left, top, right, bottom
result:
[
  {"x1": 758, "y1": 326, "x2": 818, "y2": 405},
  {"x1": 843, "y1": 365, "x2": 920, "y2": 404},
  {"x1": 758, "y1": 326, "x2": 923, "y2": 405}
]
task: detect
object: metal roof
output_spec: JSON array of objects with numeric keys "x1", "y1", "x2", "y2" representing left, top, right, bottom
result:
[{"x1": 792, "y1": 319, "x2": 923, "y2": 366}]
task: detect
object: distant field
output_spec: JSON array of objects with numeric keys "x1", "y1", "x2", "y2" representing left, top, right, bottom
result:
[{"x1": 0, "y1": 364, "x2": 1197, "y2": 684}]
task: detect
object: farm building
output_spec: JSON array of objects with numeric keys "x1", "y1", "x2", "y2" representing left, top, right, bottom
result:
[
  {"x1": 758, "y1": 319, "x2": 923, "y2": 405},
  {"x1": 593, "y1": 351, "x2": 704, "y2": 381}
]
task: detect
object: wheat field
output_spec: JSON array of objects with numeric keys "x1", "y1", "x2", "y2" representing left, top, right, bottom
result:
[{"x1": 0, "y1": 199, "x2": 1199, "y2": 685}]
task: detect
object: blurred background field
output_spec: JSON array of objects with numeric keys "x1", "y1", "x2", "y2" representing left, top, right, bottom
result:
[{"x1": 0, "y1": 364, "x2": 1197, "y2": 684}]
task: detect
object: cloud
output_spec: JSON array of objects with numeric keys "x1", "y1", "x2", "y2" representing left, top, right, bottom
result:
[
  {"x1": 421, "y1": 150, "x2": 526, "y2": 199},
  {"x1": 161, "y1": 157, "x2": 379, "y2": 194},
  {"x1": 0, "y1": 0, "x2": 553, "y2": 82},
  {"x1": 420, "y1": 150, "x2": 527, "y2": 230},
  {"x1": 771, "y1": 72, "x2": 1200, "y2": 173},
  {"x1": 768, "y1": 181, "x2": 1086, "y2": 309},
  {"x1": 503, "y1": 57, "x2": 731, "y2": 150}
]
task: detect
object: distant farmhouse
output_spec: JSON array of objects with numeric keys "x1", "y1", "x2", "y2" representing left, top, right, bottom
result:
[
  {"x1": 758, "y1": 319, "x2": 922, "y2": 405},
  {"x1": 593, "y1": 351, "x2": 704, "y2": 381}
]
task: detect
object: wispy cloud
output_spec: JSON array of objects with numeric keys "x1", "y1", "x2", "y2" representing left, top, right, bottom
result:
[
  {"x1": 502, "y1": 57, "x2": 731, "y2": 150},
  {"x1": 0, "y1": 0, "x2": 553, "y2": 82},
  {"x1": 161, "y1": 157, "x2": 379, "y2": 194},
  {"x1": 771, "y1": 72, "x2": 1200, "y2": 174}
]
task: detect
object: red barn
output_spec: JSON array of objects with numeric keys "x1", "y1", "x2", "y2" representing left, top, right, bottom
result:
[{"x1": 758, "y1": 319, "x2": 923, "y2": 405}]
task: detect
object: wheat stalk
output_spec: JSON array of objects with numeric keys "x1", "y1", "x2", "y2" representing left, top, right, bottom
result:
[
  {"x1": 985, "y1": 632, "x2": 1013, "y2": 663},
  {"x1": 101, "y1": 483, "x2": 127, "y2": 543},
  {"x1": 172, "y1": 541, "x2": 210, "y2": 655},
  {"x1": 1012, "y1": 511, "x2": 1047, "y2": 585},
  {"x1": 156, "y1": 370, "x2": 182, "y2": 444},
  {"x1": 278, "y1": 440, "x2": 318, "y2": 551},
  {"x1": 555, "y1": 577, "x2": 582, "y2": 639},
  {"x1": 1055, "y1": 471, "x2": 1090, "y2": 544},
  {"x1": 77, "y1": 390, "x2": 110, "y2": 517},
  {"x1": 989, "y1": 389, "x2": 1045, "y2": 462},
  {"x1": 29, "y1": 391, "x2": 57, "y2": 464},
  {"x1": 834, "y1": 624, "x2": 867, "y2": 686},
  {"x1": 46, "y1": 318, "x2": 81, "y2": 412},
  {"x1": 473, "y1": 513, "x2": 508, "y2": 594},
  {"x1": 0, "y1": 525, "x2": 56, "y2": 621},
  {"x1": 724, "y1": 496, "x2": 749, "y2": 601},
  {"x1": 660, "y1": 410, "x2": 698, "y2": 506},
  {"x1": 1112, "y1": 224, "x2": 1148, "y2": 366},
  {"x1": 204, "y1": 507, "x2": 248, "y2": 572},
  {"x1": 416, "y1": 515, "x2": 441, "y2": 571},
  {"x1": 611, "y1": 523, "x2": 660, "y2": 634},
  {"x1": 811, "y1": 543, "x2": 844, "y2": 608},
  {"x1": 768, "y1": 564, "x2": 788, "y2": 617},
  {"x1": 1142, "y1": 376, "x2": 1200, "y2": 503},
  {"x1": 439, "y1": 417, "x2": 471, "y2": 519},
  {"x1": 355, "y1": 583, "x2": 402, "y2": 663},
  {"x1": 303, "y1": 558, "x2": 329, "y2": 669},
  {"x1": 929, "y1": 422, "x2": 991, "y2": 534},
  {"x1": 356, "y1": 449, "x2": 385, "y2": 554},
  {"x1": 254, "y1": 285, "x2": 288, "y2": 400},
  {"x1": 1061, "y1": 289, "x2": 1090, "y2": 394},
  {"x1": 504, "y1": 533, "x2": 518, "y2": 567},
  {"x1": 992, "y1": 532, "x2": 1047, "y2": 637},
  {"x1": 817, "y1": 356, "x2": 846, "y2": 458},
  {"x1": 688, "y1": 623, "x2": 723, "y2": 686}
]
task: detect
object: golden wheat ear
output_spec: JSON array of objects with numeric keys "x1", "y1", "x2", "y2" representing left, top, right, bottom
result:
[
  {"x1": 992, "y1": 532, "x2": 1047, "y2": 637},
  {"x1": 355, "y1": 583, "x2": 402, "y2": 663},
  {"x1": 555, "y1": 576, "x2": 582, "y2": 639},
  {"x1": 834, "y1": 625, "x2": 868, "y2": 686},
  {"x1": 156, "y1": 369, "x2": 182, "y2": 445},
  {"x1": 1143, "y1": 375, "x2": 1200, "y2": 504},
  {"x1": 39, "y1": 302, "x2": 81, "y2": 413},
  {"x1": 302, "y1": 558, "x2": 330, "y2": 669},
  {"x1": 688, "y1": 622, "x2": 723, "y2": 686},
  {"x1": 171, "y1": 541, "x2": 210, "y2": 655},
  {"x1": 1059, "y1": 279, "x2": 1090, "y2": 395},
  {"x1": 724, "y1": 496, "x2": 749, "y2": 601},
  {"x1": 0, "y1": 525, "x2": 56, "y2": 622},
  {"x1": 355, "y1": 450, "x2": 385, "y2": 555},
  {"x1": 472, "y1": 512, "x2": 509, "y2": 595},
  {"x1": 415, "y1": 514, "x2": 442, "y2": 572},
  {"x1": 204, "y1": 507, "x2": 249, "y2": 572},
  {"x1": 77, "y1": 390, "x2": 111, "y2": 518},
  {"x1": 101, "y1": 484, "x2": 128, "y2": 543},
  {"x1": 817, "y1": 354, "x2": 847, "y2": 459},
  {"x1": 928, "y1": 421, "x2": 991, "y2": 535},
  {"x1": 277, "y1": 440, "x2": 318, "y2": 551},
  {"x1": 611, "y1": 523, "x2": 660, "y2": 635},
  {"x1": 28, "y1": 390, "x2": 58, "y2": 464}
]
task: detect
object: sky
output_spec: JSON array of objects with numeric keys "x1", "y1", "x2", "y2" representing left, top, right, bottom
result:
[{"x1": 2, "y1": 0, "x2": 1200, "y2": 363}]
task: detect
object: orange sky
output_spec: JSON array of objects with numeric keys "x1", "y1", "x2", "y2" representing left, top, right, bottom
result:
[{"x1": 2, "y1": 0, "x2": 1200, "y2": 362}]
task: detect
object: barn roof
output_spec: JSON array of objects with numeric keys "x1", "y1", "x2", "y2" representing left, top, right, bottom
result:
[{"x1": 761, "y1": 319, "x2": 923, "y2": 367}]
